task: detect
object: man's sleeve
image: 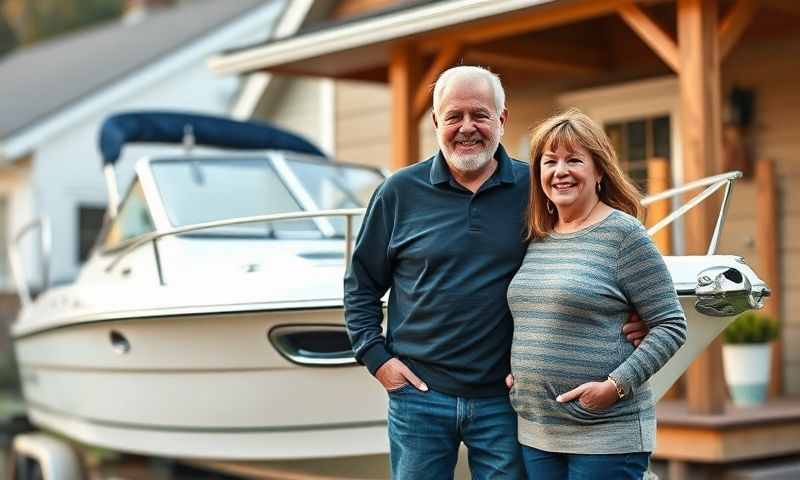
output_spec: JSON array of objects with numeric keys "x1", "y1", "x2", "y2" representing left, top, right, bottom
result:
[{"x1": 344, "y1": 184, "x2": 394, "y2": 375}]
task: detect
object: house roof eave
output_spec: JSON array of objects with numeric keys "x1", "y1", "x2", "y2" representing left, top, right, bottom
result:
[{"x1": 208, "y1": 0, "x2": 560, "y2": 76}]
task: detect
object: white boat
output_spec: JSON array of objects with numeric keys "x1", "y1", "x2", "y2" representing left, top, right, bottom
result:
[
  {"x1": 9, "y1": 112, "x2": 390, "y2": 461},
  {"x1": 8, "y1": 113, "x2": 769, "y2": 463}
]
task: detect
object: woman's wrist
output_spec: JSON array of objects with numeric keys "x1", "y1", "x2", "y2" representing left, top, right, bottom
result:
[{"x1": 606, "y1": 375, "x2": 625, "y2": 399}]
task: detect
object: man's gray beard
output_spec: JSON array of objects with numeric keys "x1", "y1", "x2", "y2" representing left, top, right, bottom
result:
[
  {"x1": 449, "y1": 150, "x2": 492, "y2": 171},
  {"x1": 445, "y1": 136, "x2": 500, "y2": 172}
]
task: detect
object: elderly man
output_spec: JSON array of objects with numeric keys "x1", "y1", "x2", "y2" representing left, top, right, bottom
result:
[{"x1": 344, "y1": 66, "x2": 645, "y2": 479}]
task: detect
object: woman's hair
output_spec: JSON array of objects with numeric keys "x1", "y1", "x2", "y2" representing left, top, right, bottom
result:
[{"x1": 526, "y1": 108, "x2": 643, "y2": 240}]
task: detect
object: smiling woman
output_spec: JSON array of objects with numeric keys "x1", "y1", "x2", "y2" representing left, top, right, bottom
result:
[{"x1": 507, "y1": 108, "x2": 687, "y2": 480}]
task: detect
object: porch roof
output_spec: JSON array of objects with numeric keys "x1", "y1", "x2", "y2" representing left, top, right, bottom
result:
[{"x1": 207, "y1": 0, "x2": 622, "y2": 78}]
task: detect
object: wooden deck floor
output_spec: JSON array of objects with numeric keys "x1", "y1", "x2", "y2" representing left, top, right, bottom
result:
[{"x1": 655, "y1": 397, "x2": 800, "y2": 463}]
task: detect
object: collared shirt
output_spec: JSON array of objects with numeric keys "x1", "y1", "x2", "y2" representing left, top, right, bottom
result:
[{"x1": 344, "y1": 145, "x2": 530, "y2": 397}]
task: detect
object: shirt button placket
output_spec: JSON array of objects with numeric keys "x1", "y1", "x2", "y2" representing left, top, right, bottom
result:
[{"x1": 469, "y1": 198, "x2": 480, "y2": 231}]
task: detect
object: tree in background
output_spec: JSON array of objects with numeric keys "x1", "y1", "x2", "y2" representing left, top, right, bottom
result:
[
  {"x1": 1, "y1": 0, "x2": 177, "y2": 53},
  {"x1": 0, "y1": 8, "x2": 16, "y2": 58}
]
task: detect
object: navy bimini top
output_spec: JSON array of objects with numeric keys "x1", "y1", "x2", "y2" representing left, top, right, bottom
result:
[{"x1": 344, "y1": 145, "x2": 530, "y2": 397}]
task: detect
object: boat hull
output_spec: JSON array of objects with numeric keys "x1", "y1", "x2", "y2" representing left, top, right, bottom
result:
[
  {"x1": 14, "y1": 308, "x2": 389, "y2": 460},
  {"x1": 13, "y1": 255, "x2": 766, "y2": 460}
]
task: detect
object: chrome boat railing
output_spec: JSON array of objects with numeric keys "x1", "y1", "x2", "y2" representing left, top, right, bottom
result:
[
  {"x1": 641, "y1": 170, "x2": 741, "y2": 255},
  {"x1": 7, "y1": 217, "x2": 52, "y2": 306},
  {"x1": 103, "y1": 208, "x2": 366, "y2": 286},
  {"x1": 7, "y1": 171, "x2": 752, "y2": 295}
]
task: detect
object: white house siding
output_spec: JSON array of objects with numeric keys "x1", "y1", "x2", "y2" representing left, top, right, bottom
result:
[{"x1": 257, "y1": 77, "x2": 332, "y2": 156}]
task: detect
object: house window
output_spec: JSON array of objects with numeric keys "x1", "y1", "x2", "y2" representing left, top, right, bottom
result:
[
  {"x1": 604, "y1": 115, "x2": 671, "y2": 191},
  {"x1": 78, "y1": 205, "x2": 106, "y2": 262}
]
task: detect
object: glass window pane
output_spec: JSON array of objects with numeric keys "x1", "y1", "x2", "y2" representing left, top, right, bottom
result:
[
  {"x1": 626, "y1": 120, "x2": 647, "y2": 162},
  {"x1": 102, "y1": 181, "x2": 154, "y2": 249},
  {"x1": 150, "y1": 157, "x2": 318, "y2": 238},
  {"x1": 605, "y1": 123, "x2": 624, "y2": 162},
  {"x1": 285, "y1": 157, "x2": 384, "y2": 236},
  {"x1": 653, "y1": 115, "x2": 671, "y2": 159}
]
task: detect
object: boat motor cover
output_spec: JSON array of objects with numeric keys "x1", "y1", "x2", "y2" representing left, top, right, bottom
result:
[{"x1": 98, "y1": 111, "x2": 325, "y2": 165}]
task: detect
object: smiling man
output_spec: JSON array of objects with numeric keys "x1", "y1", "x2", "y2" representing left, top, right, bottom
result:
[{"x1": 344, "y1": 66, "x2": 644, "y2": 479}]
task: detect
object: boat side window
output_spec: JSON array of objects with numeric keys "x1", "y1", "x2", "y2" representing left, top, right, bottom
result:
[
  {"x1": 101, "y1": 181, "x2": 155, "y2": 250},
  {"x1": 284, "y1": 156, "x2": 384, "y2": 236}
]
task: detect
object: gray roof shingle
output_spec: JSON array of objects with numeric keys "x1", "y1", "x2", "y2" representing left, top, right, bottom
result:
[{"x1": 0, "y1": 0, "x2": 275, "y2": 140}]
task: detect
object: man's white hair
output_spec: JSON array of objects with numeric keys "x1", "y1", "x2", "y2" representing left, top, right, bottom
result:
[{"x1": 432, "y1": 66, "x2": 506, "y2": 116}]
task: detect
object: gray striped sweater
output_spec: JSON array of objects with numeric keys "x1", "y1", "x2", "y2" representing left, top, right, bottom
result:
[{"x1": 507, "y1": 210, "x2": 687, "y2": 454}]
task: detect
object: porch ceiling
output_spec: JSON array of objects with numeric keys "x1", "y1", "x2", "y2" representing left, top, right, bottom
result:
[{"x1": 208, "y1": 0, "x2": 646, "y2": 79}]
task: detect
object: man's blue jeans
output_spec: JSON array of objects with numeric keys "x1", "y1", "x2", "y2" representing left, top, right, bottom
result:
[
  {"x1": 387, "y1": 385, "x2": 523, "y2": 480},
  {"x1": 520, "y1": 444, "x2": 649, "y2": 480}
]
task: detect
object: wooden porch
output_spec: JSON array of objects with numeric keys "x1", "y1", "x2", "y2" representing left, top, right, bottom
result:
[{"x1": 211, "y1": 0, "x2": 799, "y2": 476}]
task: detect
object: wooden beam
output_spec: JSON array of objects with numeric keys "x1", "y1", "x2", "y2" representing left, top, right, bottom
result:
[
  {"x1": 420, "y1": 0, "x2": 631, "y2": 50},
  {"x1": 755, "y1": 158, "x2": 782, "y2": 396},
  {"x1": 718, "y1": 0, "x2": 759, "y2": 59},
  {"x1": 465, "y1": 50, "x2": 605, "y2": 76},
  {"x1": 678, "y1": 0, "x2": 725, "y2": 415},
  {"x1": 389, "y1": 43, "x2": 421, "y2": 170},
  {"x1": 413, "y1": 43, "x2": 463, "y2": 121},
  {"x1": 617, "y1": 3, "x2": 681, "y2": 73}
]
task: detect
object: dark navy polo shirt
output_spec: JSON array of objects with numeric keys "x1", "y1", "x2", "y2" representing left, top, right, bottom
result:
[{"x1": 344, "y1": 145, "x2": 530, "y2": 397}]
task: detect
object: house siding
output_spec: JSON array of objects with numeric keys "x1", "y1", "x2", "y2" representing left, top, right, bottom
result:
[
  {"x1": 335, "y1": 79, "x2": 435, "y2": 168},
  {"x1": 723, "y1": 32, "x2": 800, "y2": 394},
  {"x1": 259, "y1": 77, "x2": 330, "y2": 155}
]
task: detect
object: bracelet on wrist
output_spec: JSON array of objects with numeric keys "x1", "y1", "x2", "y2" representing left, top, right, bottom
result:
[{"x1": 607, "y1": 375, "x2": 625, "y2": 399}]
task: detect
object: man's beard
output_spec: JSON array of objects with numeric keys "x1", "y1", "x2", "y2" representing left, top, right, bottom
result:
[{"x1": 441, "y1": 133, "x2": 500, "y2": 172}]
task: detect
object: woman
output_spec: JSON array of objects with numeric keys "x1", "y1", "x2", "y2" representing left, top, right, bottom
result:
[{"x1": 507, "y1": 108, "x2": 687, "y2": 479}]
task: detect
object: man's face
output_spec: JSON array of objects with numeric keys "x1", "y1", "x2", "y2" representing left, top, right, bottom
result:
[{"x1": 433, "y1": 78, "x2": 507, "y2": 172}]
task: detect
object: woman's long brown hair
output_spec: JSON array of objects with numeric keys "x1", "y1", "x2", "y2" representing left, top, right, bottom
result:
[{"x1": 526, "y1": 108, "x2": 643, "y2": 241}]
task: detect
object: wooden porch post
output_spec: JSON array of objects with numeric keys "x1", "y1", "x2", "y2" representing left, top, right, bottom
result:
[
  {"x1": 678, "y1": 0, "x2": 726, "y2": 415},
  {"x1": 389, "y1": 43, "x2": 422, "y2": 170},
  {"x1": 756, "y1": 158, "x2": 782, "y2": 396}
]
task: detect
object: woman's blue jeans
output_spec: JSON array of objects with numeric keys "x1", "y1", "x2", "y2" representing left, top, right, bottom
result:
[
  {"x1": 521, "y1": 444, "x2": 650, "y2": 480},
  {"x1": 387, "y1": 385, "x2": 523, "y2": 480}
]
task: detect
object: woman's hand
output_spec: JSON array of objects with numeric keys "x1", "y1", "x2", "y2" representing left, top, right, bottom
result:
[{"x1": 556, "y1": 379, "x2": 619, "y2": 411}]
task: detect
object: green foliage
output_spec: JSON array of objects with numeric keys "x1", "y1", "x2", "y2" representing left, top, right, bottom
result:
[
  {"x1": 0, "y1": 10, "x2": 18, "y2": 57},
  {"x1": 18, "y1": 0, "x2": 125, "y2": 45},
  {"x1": 724, "y1": 310, "x2": 780, "y2": 344}
]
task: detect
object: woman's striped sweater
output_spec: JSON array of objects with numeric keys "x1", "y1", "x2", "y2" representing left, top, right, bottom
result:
[{"x1": 507, "y1": 210, "x2": 687, "y2": 454}]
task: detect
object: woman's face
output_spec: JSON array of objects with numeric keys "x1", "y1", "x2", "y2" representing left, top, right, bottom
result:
[{"x1": 539, "y1": 142, "x2": 602, "y2": 211}]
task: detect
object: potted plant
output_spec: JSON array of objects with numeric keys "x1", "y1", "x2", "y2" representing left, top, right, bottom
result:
[{"x1": 722, "y1": 310, "x2": 779, "y2": 406}]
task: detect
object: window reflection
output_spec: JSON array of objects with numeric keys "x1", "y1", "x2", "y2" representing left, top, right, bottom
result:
[
  {"x1": 149, "y1": 156, "x2": 383, "y2": 239},
  {"x1": 102, "y1": 181, "x2": 154, "y2": 249}
]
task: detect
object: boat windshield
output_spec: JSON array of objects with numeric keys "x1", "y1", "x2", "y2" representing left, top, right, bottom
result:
[{"x1": 149, "y1": 156, "x2": 383, "y2": 238}]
